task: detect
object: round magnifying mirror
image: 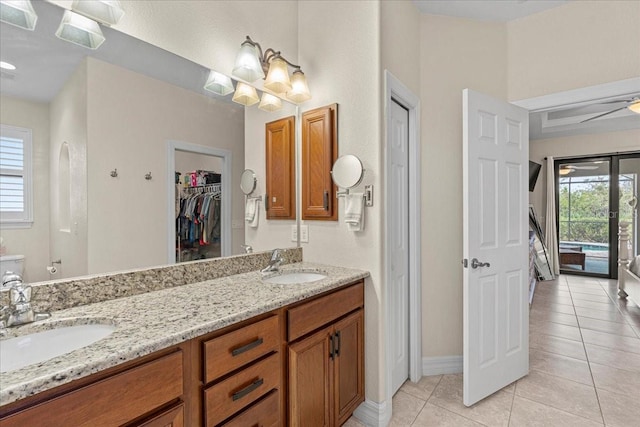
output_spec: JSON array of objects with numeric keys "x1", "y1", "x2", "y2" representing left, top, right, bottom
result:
[
  {"x1": 331, "y1": 154, "x2": 364, "y2": 189},
  {"x1": 240, "y1": 169, "x2": 257, "y2": 195}
]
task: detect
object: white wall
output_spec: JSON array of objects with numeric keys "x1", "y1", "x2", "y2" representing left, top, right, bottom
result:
[
  {"x1": 420, "y1": 15, "x2": 508, "y2": 357},
  {"x1": 49, "y1": 61, "x2": 89, "y2": 280},
  {"x1": 507, "y1": 0, "x2": 640, "y2": 101},
  {"x1": 298, "y1": 0, "x2": 383, "y2": 401},
  {"x1": 0, "y1": 96, "x2": 51, "y2": 282},
  {"x1": 86, "y1": 58, "x2": 245, "y2": 273},
  {"x1": 529, "y1": 129, "x2": 640, "y2": 224}
]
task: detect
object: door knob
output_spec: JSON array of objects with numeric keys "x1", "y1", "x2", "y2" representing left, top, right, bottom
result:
[{"x1": 471, "y1": 258, "x2": 490, "y2": 269}]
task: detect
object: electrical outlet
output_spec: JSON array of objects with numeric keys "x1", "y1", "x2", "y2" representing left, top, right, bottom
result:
[
  {"x1": 300, "y1": 225, "x2": 309, "y2": 243},
  {"x1": 291, "y1": 225, "x2": 298, "y2": 242}
]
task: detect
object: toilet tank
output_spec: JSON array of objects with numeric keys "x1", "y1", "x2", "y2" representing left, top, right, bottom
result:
[{"x1": 0, "y1": 255, "x2": 25, "y2": 279}]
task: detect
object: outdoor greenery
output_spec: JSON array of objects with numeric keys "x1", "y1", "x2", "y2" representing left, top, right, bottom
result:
[{"x1": 559, "y1": 176, "x2": 635, "y2": 244}]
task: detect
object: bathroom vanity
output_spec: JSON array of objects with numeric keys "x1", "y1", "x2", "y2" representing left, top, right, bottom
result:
[{"x1": 0, "y1": 261, "x2": 367, "y2": 426}]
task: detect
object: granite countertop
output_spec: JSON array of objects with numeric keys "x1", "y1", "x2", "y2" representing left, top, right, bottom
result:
[{"x1": 0, "y1": 262, "x2": 369, "y2": 406}]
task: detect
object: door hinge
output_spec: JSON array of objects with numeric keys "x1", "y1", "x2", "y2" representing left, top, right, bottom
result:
[{"x1": 462, "y1": 259, "x2": 468, "y2": 268}]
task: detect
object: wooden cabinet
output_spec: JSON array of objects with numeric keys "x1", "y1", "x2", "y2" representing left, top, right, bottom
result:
[
  {"x1": 288, "y1": 281, "x2": 364, "y2": 427},
  {"x1": 301, "y1": 104, "x2": 338, "y2": 220},
  {"x1": 265, "y1": 116, "x2": 296, "y2": 219},
  {"x1": 134, "y1": 403, "x2": 184, "y2": 427}
]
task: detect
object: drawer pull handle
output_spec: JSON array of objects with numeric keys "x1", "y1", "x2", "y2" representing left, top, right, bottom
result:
[
  {"x1": 335, "y1": 331, "x2": 341, "y2": 356},
  {"x1": 231, "y1": 338, "x2": 264, "y2": 356},
  {"x1": 232, "y1": 378, "x2": 264, "y2": 401}
]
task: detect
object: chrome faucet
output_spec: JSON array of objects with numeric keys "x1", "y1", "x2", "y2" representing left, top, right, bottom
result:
[
  {"x1": 241, "y1": 244, "x2": 253, "y2": 254},
  {"x1": 0, "y1": 272, "x2": 50, "y2": 329},
  {"x1": 261, "y1": 249, "x2": 283, "y2": 274}
]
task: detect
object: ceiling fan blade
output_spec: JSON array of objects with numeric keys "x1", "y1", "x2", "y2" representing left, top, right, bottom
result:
[
  {"x1": 571, "y1": 166, "x2": 599, "y2": 170},
  {"x1": 598, "y1": 98, "x2": 635, "y2": 104},
  {"x1": 580, "y1": 106, "x2": 629, "y2": 123}
]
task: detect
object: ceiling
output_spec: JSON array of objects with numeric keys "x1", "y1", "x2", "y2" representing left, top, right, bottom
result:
[{"x1": 412, "y1": 0, "x2": 569, "y2": 22}]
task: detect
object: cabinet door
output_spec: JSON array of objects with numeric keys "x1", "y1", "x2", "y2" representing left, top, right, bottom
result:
[
  {"x1": 301, "y1": 104, "x2": 337, "y2": 220},
  {"x1": 265, "y1": 116, "x2": 295, "y2": 219},
  {"x1": 288, "y1": 326, "x2": 333, "y2": 427},
  {"x1": 134, "y1": 403, "x2": 184, "y2": 427},
  {"x1": 333, "y1": 310, "x2": 365, "y2": 426}
]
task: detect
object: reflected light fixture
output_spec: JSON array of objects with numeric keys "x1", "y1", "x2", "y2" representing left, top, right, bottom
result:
[
  {"x1": 0, "y1": 61, "x2": 17, "y2": 70},
  {"x1": 232, "y1": 82, "x2": 260, "y2": 107},
  {"x1": 259, "y1": 93, "x2": 282, "y2": 112},
  {"x1": 231, "y1": 36, "x2": 311, "y2": 103},
  {"x1": 204, "y1": 70, "x2": 235, "y2": 96},
  {"x1": 559, "y1": 167, "x2": 572, "y2": 176},
  {"x1": 0, "y1": 0, "x2": 38, "y2": 30},
  {"x1": 71, "y1": 0, "x2": 124, "y2": 26},
  {"x1": 56, "y1": 10, "x2": 105, "y2": 50},
  {"x1": 629, "y1": 100, "x2": 640, "y2": 114}
]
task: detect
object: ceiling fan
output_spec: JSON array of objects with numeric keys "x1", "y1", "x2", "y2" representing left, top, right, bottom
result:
[
  {"x1": 559, "y1": 164, "x2": 601, "y2": 175},
  {"x1": 580, "y1": 97, "x2": 640, "y2": 123}
]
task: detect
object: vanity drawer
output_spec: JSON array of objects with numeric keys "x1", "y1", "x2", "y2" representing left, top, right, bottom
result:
[
  {"x1": 204, "y1": 352, "x2": 280, "y2": 427},
  {"x1": 1, "y1": 350, "x2": 183, "y2": 427},
  {"x1": 203, "y1": 315, "x2": 280, "y2": 383},
  {"x1": 219, "y1": 390, "x2": 280, "y2": 427},
  {"x1": 288, "y1": 281, "x2": 364, "y2": 341}
]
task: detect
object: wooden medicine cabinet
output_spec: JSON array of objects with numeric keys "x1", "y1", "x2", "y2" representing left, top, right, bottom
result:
[
  {"x1": 301, "y1": 104, "x2": 338, "y2": 220},
  {"x1": 265, "y1": 116, "x2": 296, "y2": 220}
]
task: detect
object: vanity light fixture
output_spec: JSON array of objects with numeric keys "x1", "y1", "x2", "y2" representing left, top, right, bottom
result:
[
  {"x1": 232, "y1": 82, "x2": 260, "y2": 107},
  {"x1": 71, "y1": 0, "x2": 124, "y2": 26},
  {"x1": 55, "y1": 10, "x2": 105, "y2": 50},
  {"x1": 231, "y1": 35, "x2": 311, "y2": 103},
  {"x1": 629, "y1": 100, "x2": 640, "y2": 114},
  {"x1": 258, "y1": 93, "x2": 282, "y2": 112},
  {"x1": 204, "y1": 70, "x2": 235, "y2": 96},
  {"x1": 0, "y1": 0, "x2": 38, "y2": 31}
]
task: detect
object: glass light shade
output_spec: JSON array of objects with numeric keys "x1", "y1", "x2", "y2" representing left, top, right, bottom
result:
[
  {"x1": 56, "y1": 10, "x2": 105, "y2": 50},
  {"x1": 259, "y1": 93, "x2": 283, "y2": 112},
  {"x1": 71, "y1": 0, "x2": 124, "y2": 26},
  {"x1": 286, "y1": 69, "x2": 312, "y2": 103},
  {"x1": 559, "y1": 168, "x2": 572, "y2": 176},
  {"x1": 204, "y1": 70, "x2": 234, "y2": 96},
  {"x1": 629, "y1": 101, "x2": 640, "y2": 114},
  {"x1": 232, "y1": 42, "x2": 264, "y2": 82},
  {"x1": 232, "y1": 82, "x2": 259, "y2": 106},
  {"x1": 0, "y1": 0, "x2": 37, "y2": 30},
  {"x1": 263, "y1": 57, "x2": 292, "y2": 94}
]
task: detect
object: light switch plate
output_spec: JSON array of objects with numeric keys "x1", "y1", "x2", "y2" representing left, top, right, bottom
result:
[
  {"x1": 300, "y1": 225, "x2": 309, "y2": 243},
  {"x1": 291, "y1": 225, "x2": 298, "y2": 242}
]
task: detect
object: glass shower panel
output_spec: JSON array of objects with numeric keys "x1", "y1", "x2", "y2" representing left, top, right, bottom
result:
[
  {"x1": 619, "y1": 157, "x2": 640, "y2": 258},
  {"x1": 558, "y1": 160, "x2": 610, "y2": 275}
]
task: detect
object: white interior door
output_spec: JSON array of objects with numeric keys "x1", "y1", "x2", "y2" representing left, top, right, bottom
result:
[
  {"x1": 463, "y1": 89, "x2": 529, "y2": 406},
  {"x1": 390, "y1": 99, "x2": 410, "y2": 395}
]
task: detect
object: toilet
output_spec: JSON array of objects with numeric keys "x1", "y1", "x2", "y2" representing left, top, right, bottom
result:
[{"x1": 0, "y1": 255, "x2": 25, "y2": 283}]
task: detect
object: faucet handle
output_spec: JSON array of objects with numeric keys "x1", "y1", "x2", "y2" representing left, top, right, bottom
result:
[
  {"x1": 2, "y1": 271, "x2": 22, "y2": 289},
  {"x1": 9, "y1": 283, "x2": 31, "y2": 304}
]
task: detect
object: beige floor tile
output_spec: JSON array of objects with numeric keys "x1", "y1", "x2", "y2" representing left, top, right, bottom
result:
[
  {"x1": 597, "y1": 388, "x2": 640, "y2": 427},
  {"x1": 515, "y1": 370, "x2": 603, "y2": 422},
  {"x1": 532, "y1": 294, "x2": 574, "y2": 305},
  {"x1": 412, "y1": 402, "x2": 484, "y2": 427},
  {"x1": 570, "y1": 293, "x2": 614, "y2": 304},
  {"x1": 585, "y1": 343, "x2": 640, "y2": 373},
  {"x1": 574, "y1": 306, "x2": 626, "y2": 323},
  {"x1": 427, "y1": 374, "x2": 512, "y2": 426},
  {"x1": 529, "y1": 332, "x2": 587, "y2": 360},
  {"x1": 343, "y1": 417, "x2": 366, "y2": 427},
  {"x1": 581, "y1": 329, "x2": 640, "y2": 354},
  {"x1": 509, "y1": 396, "x2": 603, "y2": 427},
  {"x1": 572, "y1": 300, "x2": 617, "y2": 311},
  {"x1": 532, "y1": 302, "x2": 576, "y2": 315},
  {"x1": 530, "y1": 310, "x2": 578, "y2": 327},
  {"x1": 399, "y1": 375, "x2": 441, "y2": 401},
  {"x1": 529, "y1": 321, "x2": 582, "y2": 342},
  {"x1": 570, "y1": 287, "x2": 608, "y2": 296},
  {"x1": 578, "y1": 316, "x2": 638, "y2": 337},
  {"x1": 590, "y1": 362, "x2": 640, "y2": 395},
  {"x1": 389, "y1": 390, "x2": 425, "y2": 426},
  {"x1": 529, "y1": 348, "x2": 593, "y2": 385}
]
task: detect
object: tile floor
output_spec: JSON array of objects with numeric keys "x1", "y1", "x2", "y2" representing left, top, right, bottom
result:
[{"x1": 346, "y1": 274, "x2": 640, "y2": 426}]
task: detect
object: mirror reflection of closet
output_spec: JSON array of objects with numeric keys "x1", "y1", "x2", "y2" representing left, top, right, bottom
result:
[{"x1": 175, "y1": 150, "x2": 223, "y2": 263}]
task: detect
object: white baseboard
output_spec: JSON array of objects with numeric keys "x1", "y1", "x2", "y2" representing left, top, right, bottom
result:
[
  {"x1": 352, "y1": 399, "x2": 391, "y2": 427},
  {"x1": 422, "y1": 355, "x2": 463, "y2": 376}
]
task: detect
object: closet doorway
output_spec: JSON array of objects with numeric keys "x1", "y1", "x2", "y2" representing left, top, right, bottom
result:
[
  {"x1": 166, "y1": 140, "x2": 232, "y2": 264},
  {"x1": 555, "y1": 152, "x2": 640, "y2": 278}
]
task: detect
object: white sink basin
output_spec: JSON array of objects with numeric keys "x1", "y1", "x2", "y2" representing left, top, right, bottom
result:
[
  {"x1": 0, "y1": 324, "x2": 116, "y2": 373},
  {"x1": 263, "y1": 272, "x2": 327, "y2": 285}
]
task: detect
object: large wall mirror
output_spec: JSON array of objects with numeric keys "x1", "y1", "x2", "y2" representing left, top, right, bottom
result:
[{"x1": 0, "y1": 0, "x2": 299, "y2": 283}]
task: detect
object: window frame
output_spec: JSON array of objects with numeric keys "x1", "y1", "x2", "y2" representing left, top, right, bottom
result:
[{"x1": 0, "y1": 124, "x2": 33, "y2": 229}]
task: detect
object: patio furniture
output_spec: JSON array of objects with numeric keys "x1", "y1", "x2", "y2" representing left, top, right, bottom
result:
[{"x1": 559, "y1": 248, "x2": 585, "y2": 270}]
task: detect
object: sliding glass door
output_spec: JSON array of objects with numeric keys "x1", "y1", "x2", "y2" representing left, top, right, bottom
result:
[{"x1": 556, "y1": 153, "x2": 640, "y2": 278}]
